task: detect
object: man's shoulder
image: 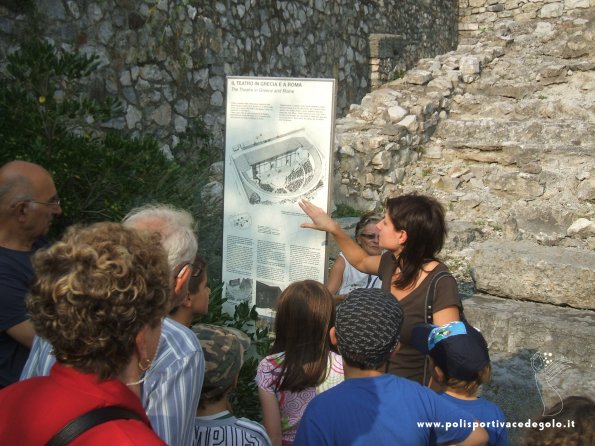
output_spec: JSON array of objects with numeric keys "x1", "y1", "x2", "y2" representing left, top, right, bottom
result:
[
  {"x1": 0, "y1": 243, "x2": 38, "y2": 282},
  {"x1": 161, "y1": 318, "x2": 201, "y2": 350},
  {"x1": 152, "y1": 318, "x2": 202, "y2": 370},
  {"x1": 235, "y1": 417, "x2": 268, "y2": 432}
]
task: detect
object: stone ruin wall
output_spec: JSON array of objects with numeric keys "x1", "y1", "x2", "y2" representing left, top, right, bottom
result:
[
  {"x1": 459, "y1": 0, "x2": 593, "y2": 44},
  {"x1": 331, "y1": 0, "x2": 594, "y2": 212},
  {"x1": 0, "y1": 0, "x2": 457, "y2": 154}
]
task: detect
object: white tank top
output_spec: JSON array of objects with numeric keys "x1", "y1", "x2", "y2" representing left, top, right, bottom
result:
[{"x1": 338, "y1": 252, "x2": 382, "y2": 295}]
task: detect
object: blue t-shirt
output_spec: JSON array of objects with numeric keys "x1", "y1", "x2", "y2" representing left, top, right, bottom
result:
[
  {"x1": 294, "y1": 374, "x2": 476, "y2": 446},
  {"x1": 0, "y1": 240, "x2": 45, "y2": 387},
  {"x1": 439, "y1": 392, "x2": 508, "y2": 446}
]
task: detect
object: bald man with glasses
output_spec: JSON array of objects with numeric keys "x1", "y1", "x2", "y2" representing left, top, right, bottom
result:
[{"x1": 0, "y1": 160, "x2": 62, "y2": 388}]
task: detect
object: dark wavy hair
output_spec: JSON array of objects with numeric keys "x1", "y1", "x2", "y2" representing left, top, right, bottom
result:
[
  {"x1": 271, "y1": 280, "x2": 335, "y2": 392},
  {"x1": 384, "y1": 193, "x2": 446, "y2": 288},
  {"x1": 26, "y1": 222, "x2": 171, "y2": 380}
]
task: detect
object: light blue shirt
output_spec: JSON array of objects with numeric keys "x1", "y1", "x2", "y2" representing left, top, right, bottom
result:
[{"x1": 21, "y1": 317, "x2": 204, "y2": 446}]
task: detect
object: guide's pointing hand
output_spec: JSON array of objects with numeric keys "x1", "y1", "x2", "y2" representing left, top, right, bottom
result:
[{"x1": 299, "y1": 199, "x2": 336, "y2": 233}]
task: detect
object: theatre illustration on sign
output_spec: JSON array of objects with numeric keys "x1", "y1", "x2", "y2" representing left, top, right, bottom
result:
[{"x1": 230, "y1": 128, "x2": 324, "y2": 205}]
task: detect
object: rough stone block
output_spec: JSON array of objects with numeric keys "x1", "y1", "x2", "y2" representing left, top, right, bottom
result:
[
  {"x1": 427, "y1": 76, "x2": 454, "y2": 94},
  {"x1": 460, "y1": 56, "x2": 481, "y2": 75},
  {"x1": 471, "y1": 240, "x2": 595, "y2": 310},
  {"x1": 463, "y1": 294, "x2": 595, "y2": 431},
  {"x1": 567, "y1": 218, "x2": 595, "y2": 238},
  {"x1": 516, "y1": 11, "x2": 537, "y2": 22},
  {"x1": 487, "y1": 4, "x2": 505, "y2": 12},
  {"x1": 540, "y1": 64, "x2": 566, "y2": 78},
  {"x1": 577, "y1": 176, "x2": 595, "y2": 201},
  {"x1": 387, "y1": 105, "x2": 408, "y2": 122},
  {"x1": 397, "y1": 115, "x2": 418, "y2": 132},
  {"x1": 565, "y1": 0, "x2": 591, "y2": 8},
  {"x1": 406, "y1": 69, "x2": 433, "y2": 85},
  {"x1": 463, "y1": 293, "x2": 595, "y2": 369},
  {"x1": 504, "y1": 0, "x2": 519, "y2": 9},
  {"x1": 539, "y1": 3, "x2": 564, "y2": 18},
  {"x1": 521, "y1": 3, "x2": 541, "y2": 14},
  {"x1": 459, "y1": 22, "x2": 480, "y2": 31},
  {"x1": 371, "y1": 151, "x2": 392, "y2": 170}
]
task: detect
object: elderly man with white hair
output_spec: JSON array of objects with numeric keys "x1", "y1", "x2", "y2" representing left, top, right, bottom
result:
[{"x1": 21, "y1": 204, "x2": 205, "y2": 446}]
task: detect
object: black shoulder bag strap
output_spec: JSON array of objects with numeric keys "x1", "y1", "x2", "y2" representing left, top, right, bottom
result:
[
  {"x1": 423, "y1": 270, "x2": 455, "y2": 325},
  {"x1": 46, "y1": 406, "x2": 144, "y2": 446},
  {"x1": 422, "y1": 270, "x2": 460, "y2": 386}
]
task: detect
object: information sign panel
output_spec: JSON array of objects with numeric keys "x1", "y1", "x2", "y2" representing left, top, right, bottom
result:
[{"x1": 222, "y1": 76, "x2": 336, "y2": 317}]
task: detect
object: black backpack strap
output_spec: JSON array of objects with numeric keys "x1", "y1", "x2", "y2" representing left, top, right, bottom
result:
[{"x1": 46, "y1": 406, "x2": 144, "y2": 446}]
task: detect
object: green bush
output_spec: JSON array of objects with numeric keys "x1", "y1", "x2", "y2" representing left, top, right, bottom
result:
[
  {"x1": 331, "y1": 202, "x2": 364, "y2": 218},
  {"x1": 1, "y1": 38, "x2": 267, "y2": 419},
  {"x1": 0, "y1": 40, "x2": 198, "y2": 230}
]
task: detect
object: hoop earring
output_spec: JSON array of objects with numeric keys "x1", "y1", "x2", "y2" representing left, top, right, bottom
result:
[
  {"x1": 139, "y1": 357, "x2": 152, "y2": 371},
  {"x1": 126, "y1": 357, "x2": 152, "y2": 387}
]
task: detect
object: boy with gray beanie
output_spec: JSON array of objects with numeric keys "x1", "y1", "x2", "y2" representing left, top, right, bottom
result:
[{"x1": 294, "y1": 288, "x2": 488, "y2": 446}]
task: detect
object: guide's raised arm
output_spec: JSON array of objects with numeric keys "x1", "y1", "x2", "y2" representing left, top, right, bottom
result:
[
  {"x1": 298, "y1": 199, "x2": 341, "y2": 234},
  {"x1": 299, "y1": 199, "x2": 380, "y2": 275}
]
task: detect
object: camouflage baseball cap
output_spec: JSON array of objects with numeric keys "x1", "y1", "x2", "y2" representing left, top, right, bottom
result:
[{"x1": 191, "y1": 323, "x2": 251, "y2": 399}]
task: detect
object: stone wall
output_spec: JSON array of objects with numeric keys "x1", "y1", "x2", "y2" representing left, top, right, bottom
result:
[
  {"x1": 459, "y1": 0, "x2": 594, "y2": 44},
  {"x1": 0, "y1": 0, "x2": 458, "y2": 152}
]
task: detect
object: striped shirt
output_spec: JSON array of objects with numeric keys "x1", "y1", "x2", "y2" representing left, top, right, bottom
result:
[
  {"x1": 194, "y1": 411, "x2": 272, "y2": 446},
  {"x1": 21, "y1": 317, "x2": 204, "y2": 446}
]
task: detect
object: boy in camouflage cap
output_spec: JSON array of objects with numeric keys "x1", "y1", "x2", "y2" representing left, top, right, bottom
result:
[{"x1": 191, "y1": 323, "x2": 271, "y2": 446}]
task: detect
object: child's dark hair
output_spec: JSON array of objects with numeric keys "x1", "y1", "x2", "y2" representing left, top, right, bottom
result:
[
  {"x1": 384, "y1": 193, "x2": 446, "y2": 289},
  {"x1": 198, "y1": 383, "x2": 234, "y2": 410},
  {"x1": 271, "y1": 280, "x2": 335, "y2": 392},
  {"x1": 442, "y1": 363, "x2": 492, "y2": 397}
]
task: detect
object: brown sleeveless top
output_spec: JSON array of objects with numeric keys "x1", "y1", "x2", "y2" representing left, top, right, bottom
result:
[{"x1": 378, "y1": 251, "x2": 461, "y2": 384}]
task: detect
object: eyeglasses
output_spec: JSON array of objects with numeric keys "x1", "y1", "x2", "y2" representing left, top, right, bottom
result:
[
  {"x1": 175, "y1": 256, "x2": 206, "y2": 294},
  {"x1": 190, "y1": 256, "x2": 206, "y2": 278},
  {"x1": 28, "y1": 198, "x2": 61, "y2": 207},
  {"x1": 12, "y1": 197, "x2": 61, "y2": 208},
  {"x1": 359, "y1": 233, "x2": 379, "y2": 240}
]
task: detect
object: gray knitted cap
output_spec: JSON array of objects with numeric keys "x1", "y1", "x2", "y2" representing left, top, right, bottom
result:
[{"x1": 336, "y1": 287, "x2": 404, "y2": 369}]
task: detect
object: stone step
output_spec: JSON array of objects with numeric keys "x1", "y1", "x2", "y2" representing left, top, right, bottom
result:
[
  {"x1": 435, "y1": 119, "x2": 595, "y2": 155},
  {"x1": 448, "y1": 94, "x2": 595, "y2": 122},
  {"x1": 463, "y1": 294, "x2": 595, "y2": 441},
  {"x1": 470, "y1": 240, "x2": 595, "y2": 311},
  {"x1": 464, "y1": 294, "x2": 595, "y2": 365}
]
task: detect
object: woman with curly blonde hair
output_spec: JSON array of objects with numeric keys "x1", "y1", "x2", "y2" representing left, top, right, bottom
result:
[{"x1": 0, "y1": 222, "x2": 171, "y2": 445}]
